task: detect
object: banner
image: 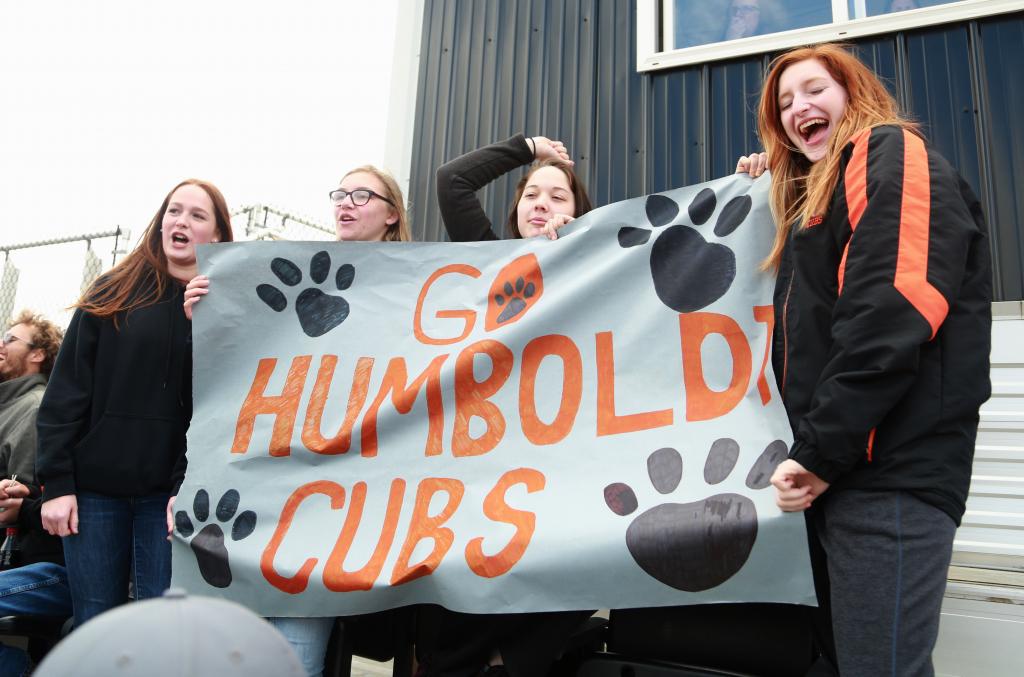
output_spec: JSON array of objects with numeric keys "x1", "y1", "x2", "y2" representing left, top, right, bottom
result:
[{"x1": 171, "y1": 173, "x2": 816, "y2": 615}]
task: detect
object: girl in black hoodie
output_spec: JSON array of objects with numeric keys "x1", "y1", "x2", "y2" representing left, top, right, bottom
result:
[{"x1": 36, "y1": 179, "x2": 233, "y2": 627}]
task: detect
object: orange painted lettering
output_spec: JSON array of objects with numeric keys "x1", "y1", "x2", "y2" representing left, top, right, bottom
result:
[
  {"x1": 361, "y1": 355, "x2": 448, "y2": 457},
  {"x1": 301, "y1": 355, "x2": 374, "y2": 455},
  {"x1": 452, "y1": 340, "x2": 514, "y2": 456},
  {"x1": 753, "y1": 305, "x2": 775, "y2": 405},
  {"x1": 261, "y1": 480, "x2": 345, "y2": 594},
  {"x1": 413, "y1": 264, "x2": 482, "y2": 345},
  {"x1": 390, "y1": 477, "x2": 464, "y2": 586},
  {"x1": 519, "y1": 335, "x2": 582, "y2": 445},
  {"x1": 596, "y1": 332, "x2": 673, "y2": 435},
  {"x1": 232, "y1": 356, "x2": 311, "y2": 457},
  {"x1": 465, "y1": 468, "x2": 545, "y2": 578},
  {"x1": 679, "y1": 312, "x2": 752, "y2": 421},
  {"x1": 323, "y1": 479, "x2": 406, "y2": 592}
]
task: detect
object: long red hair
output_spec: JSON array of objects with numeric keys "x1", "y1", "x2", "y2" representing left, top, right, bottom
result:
[
  {"x1": 76, "y1": 179, "x2": 233, "y2": 321},
  {"x1": 757, "y1": 43, "x2": 916, "y2": 269}
]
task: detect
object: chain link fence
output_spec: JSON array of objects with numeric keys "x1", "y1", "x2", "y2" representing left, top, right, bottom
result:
[
  {"x1": 233, "y1": 204, "x2": 334, "y2": 242},
  {"x1": 1, "y1": 230, "x2": 127, "y2": 329},
  {"x1": 0, "y1": 207, "x2": 333, "y2": 329}
]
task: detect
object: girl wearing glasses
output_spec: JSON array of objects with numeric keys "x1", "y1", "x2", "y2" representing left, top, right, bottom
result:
[
  {"x1": 35, "y1": 179, "x2": 233, "y2": 627},
  {"x1": 180, "y1": 165, "x2": 409, "y2": 677},
  {"x1": 182, "y1": 165, "x2": 411, "y2": 319},
  {"x1": 330, "y1": 165, "x2": 413, "y2": 243}
]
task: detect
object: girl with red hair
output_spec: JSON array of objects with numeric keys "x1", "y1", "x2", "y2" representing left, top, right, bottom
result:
[{"x1": 748, "y1": 44, "x2": 991, "y2": 675}]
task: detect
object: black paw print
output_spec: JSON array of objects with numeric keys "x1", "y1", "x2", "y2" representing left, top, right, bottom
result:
[
  {"x1": 256, "y1": 251, "x2": 355, "y2": 337},
  {"x1": 494, "y1": 276, "x2": 537, "y2": 324},
  {"x1": 175, "y1": 489, "x2": 257, "y2": 589},
  {"x1": 604, "y1": 439, "x2": 787, "y2": 592},
  {"x1": 618, "y1": 189, "x2": 751, "y2": 313}
]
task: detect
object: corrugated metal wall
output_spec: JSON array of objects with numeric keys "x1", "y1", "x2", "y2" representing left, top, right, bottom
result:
[{"x1": 409, "y1": 1, "x2": 1024, "y2": 301}]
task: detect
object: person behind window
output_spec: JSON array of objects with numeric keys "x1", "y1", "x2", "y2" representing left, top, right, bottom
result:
[
  {"x1": 889, "y1": 0, "x2": 920, "y2": 13},
  {"x1": 724, "y1": 0, "x2": 762, "y2": 40}
]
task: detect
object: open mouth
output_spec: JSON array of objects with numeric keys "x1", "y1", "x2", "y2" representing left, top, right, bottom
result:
[
  {"x1": 339, "y1": 214, "x2": 356, "y2": 224},
  {"x1": 798, "y1": 117, "x2": 830, "y2": 145},
  {"x1": 171, "y1": 232, "x2": 190, "y2": 244}
]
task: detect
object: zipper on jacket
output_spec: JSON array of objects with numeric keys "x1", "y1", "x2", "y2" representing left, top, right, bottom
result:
[{"x1": 781, "y1": 275, "x2": 794, "y2": 398}]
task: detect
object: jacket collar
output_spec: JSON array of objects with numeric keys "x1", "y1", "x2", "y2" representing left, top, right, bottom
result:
[{"x1": 0, "y1": 372, "x2": 47, "y2": 405}]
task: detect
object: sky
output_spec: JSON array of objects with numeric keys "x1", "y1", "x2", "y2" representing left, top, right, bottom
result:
[{"x1": 0, "y1": 0, "x2": 404, "y2": 325}]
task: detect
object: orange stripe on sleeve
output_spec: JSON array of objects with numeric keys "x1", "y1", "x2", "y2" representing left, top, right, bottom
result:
[
  {"x1": 894, "y1": 131, "x2": 948, "y2": 339},
  {"x1": 838, "y1": 128, "x2": 872, "y2": 293}
]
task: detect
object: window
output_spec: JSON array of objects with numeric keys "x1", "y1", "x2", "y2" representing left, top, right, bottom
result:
[{"x1": 637, "y1": 0, "x2": 1024, "y2": 71}]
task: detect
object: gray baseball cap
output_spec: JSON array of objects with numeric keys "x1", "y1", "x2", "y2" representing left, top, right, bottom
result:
[{"x1": 34, "y1": 589, "x2": 305, "y2": 676}]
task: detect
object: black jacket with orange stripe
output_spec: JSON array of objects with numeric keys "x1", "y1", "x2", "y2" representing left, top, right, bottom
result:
[{"x1": 771, "y1": 124, "x2": 992, "y2": 525}]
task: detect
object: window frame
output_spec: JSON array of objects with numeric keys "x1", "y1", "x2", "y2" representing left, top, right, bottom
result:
[{"x1": 637, "y1": 0, "x2": 1024, "y2": 72}]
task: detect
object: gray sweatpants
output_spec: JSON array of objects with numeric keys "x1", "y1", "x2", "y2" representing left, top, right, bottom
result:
[{"x1": 813, "y1": 489, "x2": 957, "y2": 677}]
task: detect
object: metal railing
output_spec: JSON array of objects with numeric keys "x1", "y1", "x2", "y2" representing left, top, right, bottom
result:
[
  {"x1": 1, "y1": 229, "x2": 127, "y2": 328},
  {"x1": 232, "y1": 204, "x2": 334, "y2": 241},
  {"x1": 1, "y1": 207, "x2": 334, "y2": 328}
]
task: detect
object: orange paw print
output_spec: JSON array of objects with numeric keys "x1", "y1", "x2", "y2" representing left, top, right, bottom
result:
[{"x1": 484, "y1": 254, "x2": 545, "y2": 331}]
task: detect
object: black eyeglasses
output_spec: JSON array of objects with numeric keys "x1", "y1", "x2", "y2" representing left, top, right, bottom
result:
[
  {"x1": 1, "y1": 332, "x2": 35, "y2": 348},
  {"x1": 328, "y1": 188, "x2": 395, "y2": 207}
]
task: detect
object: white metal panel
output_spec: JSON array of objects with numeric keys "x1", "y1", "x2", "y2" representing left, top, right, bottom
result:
[
  {"x1": 935, "y1": 582, "x2": 1024, "y2": 677},
  {"x1": 953, "y1": 312, "x2": 1024, "y2": 575}
]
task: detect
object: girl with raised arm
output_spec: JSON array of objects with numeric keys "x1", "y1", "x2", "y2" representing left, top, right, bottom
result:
[
  {"x1": 423, "y1": 139, "x2": 596, "y2": 676},
  {"x1": 435, "y1": 134, "x2": 592, "y2": 242}
]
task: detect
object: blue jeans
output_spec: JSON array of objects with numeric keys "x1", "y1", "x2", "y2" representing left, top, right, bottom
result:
[
  {"x1": 0, "y1": 561, "x2": 73, "y2": 677},
  {"x1": 267, "y1": 616, "x2": 335, "y2": 677},
  {"x1": 61, "y1": 492, "x2": 171, "y2": 627},
  {"x1": 0, "y1": 644, "x2": 29, "y2": 677}
]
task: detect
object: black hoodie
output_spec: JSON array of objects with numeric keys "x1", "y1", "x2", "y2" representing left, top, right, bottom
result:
[{"x1": 36, "y1": 278, "x2": 192, "y2": 501}]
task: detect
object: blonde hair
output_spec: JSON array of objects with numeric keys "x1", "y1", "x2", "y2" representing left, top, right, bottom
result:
[
  {"x1": 341, "y1": 165, "x2": 413, "y2": 242},
  {"x1": 757, "y1": 43, "x2": 916, "y2": 269}
]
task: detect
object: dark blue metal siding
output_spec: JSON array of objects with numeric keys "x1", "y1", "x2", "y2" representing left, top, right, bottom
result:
[
  {"x1": 409, "y1": 0, "x2": 605, "y2": 242},
  {"x1": 410, "y1": 2, "x2": 1024, "y2": 300},
  {"x1": 977, "y1": 17, "x2": 1024, "y2": 301},
  {"x1": 590, "y1": 0, "x2": 647, "y2": 206}
]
